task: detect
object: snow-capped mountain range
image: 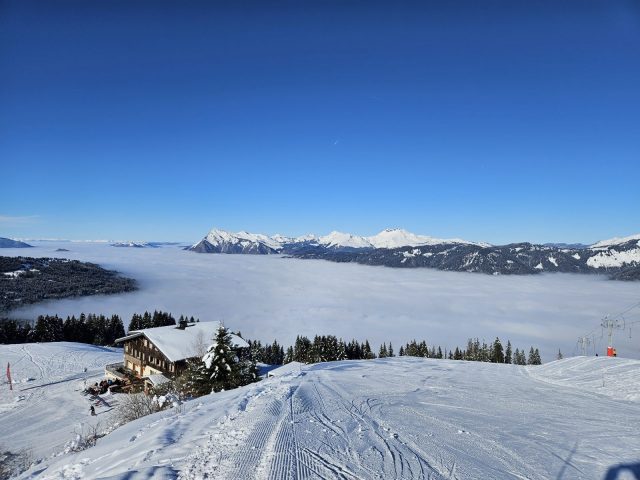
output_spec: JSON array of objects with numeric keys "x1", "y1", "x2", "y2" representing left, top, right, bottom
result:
[
  {"x1": 189, "y1": 228, "x2": 488, "y2": 254},
  {"x1": 188, "y1": 228, "x2": 640, "y2": 280}
]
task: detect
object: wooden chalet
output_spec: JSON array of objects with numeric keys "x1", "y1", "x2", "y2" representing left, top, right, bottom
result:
[{"x1": 112, "y1": 321, "x2": 248, "y2": 383}]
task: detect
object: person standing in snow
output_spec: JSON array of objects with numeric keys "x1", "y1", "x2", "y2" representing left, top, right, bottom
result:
[{"x1": 90, "y1": 405, "x2": 96, "y2": 416}]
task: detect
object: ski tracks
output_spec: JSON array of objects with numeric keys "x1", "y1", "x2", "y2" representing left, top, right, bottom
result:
[
  {"x1": 180, "y1": 373, "x2": 364, "y2": 480},
  {"x1": 179, "y1": 382, "x2": 297, "y2": 480}
]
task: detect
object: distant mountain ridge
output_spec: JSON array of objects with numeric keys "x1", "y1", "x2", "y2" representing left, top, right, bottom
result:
[
  {"x1": 187, "y1": 228, "x2": 640, "y2": 280},
  {"x1": 188, "y1": 227, "x2": 488, "y2": 255},
  {"x1": 0, "y1": 237, "x2": 32, "y2": 248}
]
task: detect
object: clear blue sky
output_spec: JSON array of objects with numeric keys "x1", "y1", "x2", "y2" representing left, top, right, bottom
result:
[{"x1": 1, "y1": 1, "x2": 638, "y2": 244}]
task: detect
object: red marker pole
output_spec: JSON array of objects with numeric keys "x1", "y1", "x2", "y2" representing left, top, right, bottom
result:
[{"x1": 6, "y1": 362, "x2": 12, "y2": 391}]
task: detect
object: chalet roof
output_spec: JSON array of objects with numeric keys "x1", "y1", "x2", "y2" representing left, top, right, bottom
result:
[
  {"x1": 115, "y1": 321, "x2": 248, "y2": 363},
  {"x1": 145, "y1": 374, "x2": 171, "y2": 386}
]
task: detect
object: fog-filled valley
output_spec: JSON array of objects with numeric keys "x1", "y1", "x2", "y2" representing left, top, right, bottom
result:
[{"x1": 3, "y1": 242, "x2": 639, "y2": 361}]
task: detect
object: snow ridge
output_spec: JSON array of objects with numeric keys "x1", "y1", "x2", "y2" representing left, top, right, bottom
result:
[
  {"x1": 191, "y1": 227, "x2": 487, "y2": 253},
  {"x1": 590, "y1": 233, "x2": 640, "y2": 249}
]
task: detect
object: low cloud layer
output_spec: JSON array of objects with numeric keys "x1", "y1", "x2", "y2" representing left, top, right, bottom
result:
[{"x1": 4, "y1": 242, "x2": 640, "y2": 361}]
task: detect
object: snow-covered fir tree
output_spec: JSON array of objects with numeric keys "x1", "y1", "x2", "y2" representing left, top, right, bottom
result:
[
  {"x1": 203, "y1": 326, "x2": 243, "y2": 392},
  {"x1": 491, "y1": 337, "x2": 504, "y2": 363},
  {"x1": 180, "y1": 358, "x2": 212, "y2": 397},
  {"x1": 527, "y1": 348, "x2": 542, "y2": 365}
]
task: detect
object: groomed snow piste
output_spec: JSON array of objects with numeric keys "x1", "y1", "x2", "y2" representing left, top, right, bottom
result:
[
  {"x1": 0, "y1": 343, "x2": 122, "y2": 460},
  {"x1": 12, "y1": 351, "x2": 640, "y2": 480}
]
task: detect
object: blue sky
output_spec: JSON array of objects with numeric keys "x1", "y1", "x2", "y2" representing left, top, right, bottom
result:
[{"x1": 1, "y1": 1, "x2": 639, "y2": 244}]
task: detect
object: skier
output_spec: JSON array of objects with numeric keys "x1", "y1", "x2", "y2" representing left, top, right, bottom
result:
[{"x1": 90, "y1": 405, "x2": 96, "y2": 416}]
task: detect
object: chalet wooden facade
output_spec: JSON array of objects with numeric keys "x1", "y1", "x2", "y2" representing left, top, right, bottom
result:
[
  {"x1": 123, "y1": 334, "x2": 182, "y2": 377},
  {"x1": 113, "y1": 321, "x2": 248, "y2": 381}
]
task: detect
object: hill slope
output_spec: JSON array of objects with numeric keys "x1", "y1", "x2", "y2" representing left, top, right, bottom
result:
[
  {"x1": 0, "y1": 343, "x2": 122, "y2": 460},
  {"x1": 0, "y1": 238, "x2": 32, "y2": 248},
  {"x1": 19, "y1": 356, "x2": 640, "y2": 479}
]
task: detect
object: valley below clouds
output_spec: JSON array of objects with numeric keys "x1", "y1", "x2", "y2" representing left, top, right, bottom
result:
[{"x1": 4, "y1": 242, "x2": 639, "y2": 361}]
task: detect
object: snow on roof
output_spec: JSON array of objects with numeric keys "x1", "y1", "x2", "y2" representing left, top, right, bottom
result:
[
  {"x1": 115, "y1": 322, "x2": 248, "y2": 363},
  {"x1": 145, "y1": 374, "x2": 171, "y2": 386}
]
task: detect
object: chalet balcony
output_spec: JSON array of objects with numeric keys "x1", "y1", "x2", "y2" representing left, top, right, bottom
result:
[{"x1": 104, "y1": 362, "x2": 128, "y2": 381}]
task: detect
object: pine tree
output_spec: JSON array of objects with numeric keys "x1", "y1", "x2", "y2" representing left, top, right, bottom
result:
[
  {"x1": 128, "y1": 313, "x2": 142, "y2": 332},
  {"x1": 203, "y1": 326, "x2": 239, "y2": 392},
  {"x1": 284, "y1": 346, "x2": 294, "y2": 364},
  {"x1": 33, "y1": 315, "x2": 63, "y2": 342},
  {"x1": 238, "y1": 355, "x2": 260, "y2": 386},
  {"x1": 398, "y1": 345, "x2": 404, "y2": 356},
  {"x1": 363, "y1": 340, "x2": 375, "y2": 359},
  {"x1": 181, "y1": 358, "x2": 212, "y2": 397},
  {"x1": 556, "y1": 349, "x2": 563, "y2": 360},
  {"x1": 480, "y1": 340, "x2": 490, "y2": 362},
  {"x1": 505, "y1": 340, "x2": 512, "y2": 364},
  {"x1": 491, "y1": 337, "x2": 504, "y2": 363},
  {"x1": 293, "y1": 336, "x2": 312, "y2": 363},
  {"x1": 524, "y1": 347, "x2": 542, "y2": 365},
  {"x1": 379, "y1": 343, "x2": 388, "y2": 358},
  {"x1": 388, "y1": 342, "x2": 394, "y2": 357},
  {"x1": 453, "y1": 346, "x2": 463, "y2": 360},
  {"x1": 527, "y1": 347, "x2": 535, "y2": 365}
]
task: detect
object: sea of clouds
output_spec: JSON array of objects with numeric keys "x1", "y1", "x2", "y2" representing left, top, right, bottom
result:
[{"x1": 3, "y1": 242, "x2": 640, "y2": 361}]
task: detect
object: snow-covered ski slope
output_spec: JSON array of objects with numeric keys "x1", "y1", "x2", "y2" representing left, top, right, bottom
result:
[
  {"x1": 0, "y1": 342, "x2": 122, "y2": 460},
  {"x1": 18, "y1": 355, "x2": 640, "y2": 480}
]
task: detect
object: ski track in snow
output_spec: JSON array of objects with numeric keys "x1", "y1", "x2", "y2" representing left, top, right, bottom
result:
[{"x1": 17, "y1": 353, "x2": 640, "y2": 480}]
